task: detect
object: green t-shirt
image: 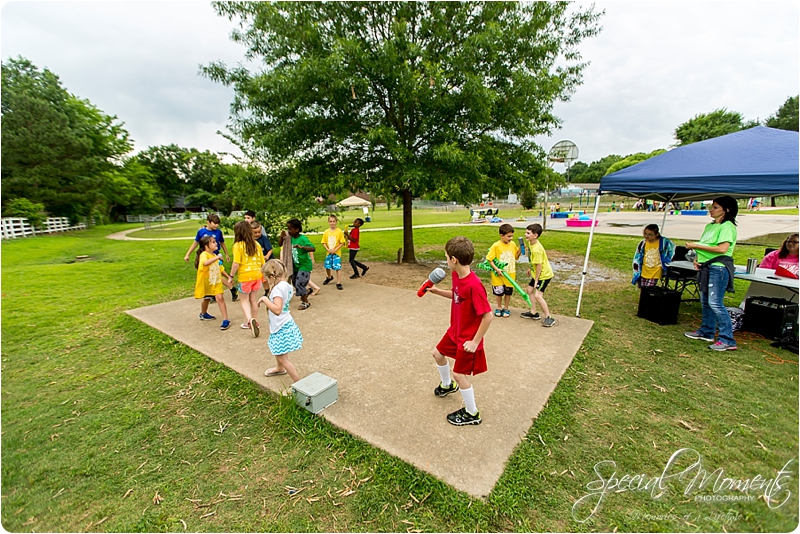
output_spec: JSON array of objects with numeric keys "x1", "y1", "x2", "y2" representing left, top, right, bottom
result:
[
  {"x1": 291, "y1": 234, "x2": 314, "y2": 272},
  {"x1": 696, "y1": 221, "x2": 737, "y2": 266}
]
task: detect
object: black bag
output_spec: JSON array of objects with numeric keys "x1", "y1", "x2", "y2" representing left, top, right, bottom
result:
[
  {"x1": 727, "y1": 307, "x2": 745, "y2": 332},
  {"x1": 637, "y1": 286, "x2": 681, "y2": 325}
]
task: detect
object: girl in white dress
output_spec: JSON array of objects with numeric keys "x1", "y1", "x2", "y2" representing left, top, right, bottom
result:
[{"x1": 258, "y1": 259, "x2": 303, "y2": 382}]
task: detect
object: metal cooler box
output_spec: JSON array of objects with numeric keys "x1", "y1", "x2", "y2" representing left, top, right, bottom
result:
[{"x1": 291, "y1": 372, "x2": 338, "y2": 414}]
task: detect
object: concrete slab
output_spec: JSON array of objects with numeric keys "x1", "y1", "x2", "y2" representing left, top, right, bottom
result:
[{"x1": 127, "y1": 281, "x2": 593, "y2": 498}]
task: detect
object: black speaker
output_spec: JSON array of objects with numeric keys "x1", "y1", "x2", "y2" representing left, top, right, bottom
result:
[
  {"x1": 742, "y1": 297, "x2": 798, "y2": 340},
  {"x1": 638, "y1": 286, "x2": 681, "y2": 325}
]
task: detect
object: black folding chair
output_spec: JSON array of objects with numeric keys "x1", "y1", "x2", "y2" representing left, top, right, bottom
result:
[{"x1": 662, "y1": 245, "x2": 700, "y2": 301}]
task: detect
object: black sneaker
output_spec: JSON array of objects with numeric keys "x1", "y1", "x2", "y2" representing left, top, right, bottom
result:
[
  {"x1": 542, "y1": 316, "x2": 556, "y2": 327},
  {"x1": 434, "y1": 381, "x2": 459, "y2": 397},
  {"x1": 231, "y1": 287, "x2": 239, "y2": 302},
  {"x1": 362, "y1": 266, "x2": 369, "y2": 276},
  {"x1": 323, "y1": 277, "x2": 333, "y2": 285},
  {"x1": 349, "y1": 274, "x2": 361, "y2": 279},
  {"x1": 447, "y1": 407, "x2": 481, "y2": 426},
  {"x1": 521, "y1": 311, "x2": 540, "y2": 320},
  {"x1": 336, "y1": 283, "x2": 343, "y2": 290}
]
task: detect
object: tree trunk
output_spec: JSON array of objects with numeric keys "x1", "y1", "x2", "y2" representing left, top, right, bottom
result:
[{"x1": 401, "y1": 189, "x2": 417, "y2": 263}]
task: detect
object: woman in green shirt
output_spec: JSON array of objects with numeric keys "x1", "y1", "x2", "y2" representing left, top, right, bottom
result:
[{"x1": 683, "y1": 196, "x2": 738, "y2": 351}]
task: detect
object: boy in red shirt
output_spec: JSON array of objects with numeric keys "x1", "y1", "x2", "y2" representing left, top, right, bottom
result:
[
  {"x1": 427, "y1": 236, "x2": 493, "y2": 426},
  {"x1": 344, "y1": 217, "x2": 369, "y2": 279}
]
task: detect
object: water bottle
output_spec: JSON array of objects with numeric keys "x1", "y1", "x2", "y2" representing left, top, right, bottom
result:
[
  {"x1": 685, "y1": 249, "x2": 697, "y2": 262},
  {"x1": 518, "y1": 236, "x2": 528, "y2": 263}
]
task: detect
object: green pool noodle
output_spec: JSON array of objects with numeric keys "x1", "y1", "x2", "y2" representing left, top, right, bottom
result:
[{"x1": 475, "y1": 257, "x2": 532, "y2": 308}]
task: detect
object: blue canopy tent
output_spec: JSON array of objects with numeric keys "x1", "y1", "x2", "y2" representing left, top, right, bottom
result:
[{"x1": 576, "y1": 126, "x2": 799, "y2": 316}]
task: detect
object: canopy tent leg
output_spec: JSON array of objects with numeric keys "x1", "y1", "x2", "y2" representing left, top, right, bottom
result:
[
  {"x1": 575, "y1": 194, "x2": 602, "y2": 317},
  {"x1": 659, "y1": 194, "x2": 677, "y2": 233}
]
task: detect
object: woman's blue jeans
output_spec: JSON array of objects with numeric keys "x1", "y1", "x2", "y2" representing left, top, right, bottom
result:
[{"x1": 697, "y1": 265, "x2": 736, "y2": 346}]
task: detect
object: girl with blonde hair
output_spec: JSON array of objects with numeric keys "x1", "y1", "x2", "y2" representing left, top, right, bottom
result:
[{"x1": 258, "y1": 259, "x2": 303, "y2": 382}]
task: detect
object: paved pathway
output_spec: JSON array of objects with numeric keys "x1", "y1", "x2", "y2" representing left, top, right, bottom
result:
[{"x1": 109, "y1": 209, "x2": 798, "y2": 243}]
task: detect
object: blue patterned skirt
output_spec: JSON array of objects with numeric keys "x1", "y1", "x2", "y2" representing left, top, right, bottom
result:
[{"x1": 268, "y1": 319, "x2": 304, "y2": 356}]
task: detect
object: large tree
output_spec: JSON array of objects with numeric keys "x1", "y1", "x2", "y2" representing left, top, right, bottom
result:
[
  {"x1": 100, "y1": 158, "x2": 163, "y2": 221},
  {"x1": 765, "y1": 95, "x2": 798, "y2": 132},
  {"x1": 135, "y1": 144, "x2": 193, "y2": 210},
  {"x1": 566, "y1": 154, "x2": 623, "y2": 183},
  {"x1": 136, "y1": 145, "x2": 236, "y2": 213},
  {"x1": 1, "y1": 57, "x2": 132, "y2": 222},
  {"x1": 673, "y1": 108, "x2": 758, "y2": 146},
  {"x1": 205, "y1": 1, "x2": 601, "y2": 261}
]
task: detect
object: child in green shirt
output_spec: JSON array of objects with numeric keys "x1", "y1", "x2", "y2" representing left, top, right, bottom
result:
[{"x1": 281, "y1": 219, "x2": 316, "y2": 310}]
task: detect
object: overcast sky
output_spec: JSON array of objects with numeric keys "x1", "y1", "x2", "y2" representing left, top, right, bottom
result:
[{"x1": 2, "y1": 1, "x2": 798, "y2": 169}]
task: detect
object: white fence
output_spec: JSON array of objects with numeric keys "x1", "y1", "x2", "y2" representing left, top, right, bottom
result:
[{"x1": 1, "y1": 217, "x2": 87, "y2": 240}]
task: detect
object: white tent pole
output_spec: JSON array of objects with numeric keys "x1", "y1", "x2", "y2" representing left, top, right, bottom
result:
[
  {"x1": 575, "y1": 193, "x2": 602, "y2": 317},
  {"x1": 659, "y1": 194, "x2": 677, "y2": 234}
]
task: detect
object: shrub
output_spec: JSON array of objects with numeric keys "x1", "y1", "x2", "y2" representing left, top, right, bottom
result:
[{"x1": 3, "y1": 198, "x2": 47, "y2": 230}]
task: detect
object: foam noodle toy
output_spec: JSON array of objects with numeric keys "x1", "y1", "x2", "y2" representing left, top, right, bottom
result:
[{"x1": 475, "y1": 257, "x2": 533, "y2": 308}]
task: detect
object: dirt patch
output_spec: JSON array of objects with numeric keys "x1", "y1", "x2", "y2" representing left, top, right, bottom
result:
[
  {"x1": 547, "y1": 251, "x2": 628, "y2": 287},
  {"x1": 313, "y1": 261, "x2": 434, "y2": 293},
  {"x1": 313, "y1": 252, "x2": 627, "y2": 294}
]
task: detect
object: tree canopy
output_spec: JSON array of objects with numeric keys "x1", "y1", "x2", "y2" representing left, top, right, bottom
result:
[
  {"x1": 562, "y1": 154, "x2": 623, "y2": 183},
  {"x1": 1, "y1": 57, "x2": 134, "y2": 222},
  {"x1": 765, "y1": 95, "x2": 799, "y2": 132},
  {"x1": 603, "y1": 149, "x2": 666, "y2": 176},
  {"x1": 205, "y1": 1, "x2": 601, "y2": 261},
  {"x1": 673, "y1": 108, "x2": 758, "y2": 146}
]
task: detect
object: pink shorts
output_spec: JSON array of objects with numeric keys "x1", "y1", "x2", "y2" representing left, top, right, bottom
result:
[
  {"x1": 239, "y1": 279, "x2": 263, "y2": 293},
  {"x1": 436, "y1": 332, "x2": 487, "y2": 376}
]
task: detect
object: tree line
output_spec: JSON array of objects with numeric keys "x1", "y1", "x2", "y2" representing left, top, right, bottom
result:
[
  {"x1": 563, "y1": 98, "x2": 799, "y2": 183},
  {"x1": 1, "y1": 57, "x2": 255, "y2": 225}
]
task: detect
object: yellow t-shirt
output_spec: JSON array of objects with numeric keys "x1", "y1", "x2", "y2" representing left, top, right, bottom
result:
[
  {"x1": 195, "y1": 251, "x2": 225, "y2": 298},
  {"x1": 232, "y1": 241, "x2": 265, "y2": 283},
  {"x1": 321, "y1": 227, "x2": 346, "y2": 256},
  {"x1": 486, "y1": 240, "x2": 519, "y2": 287},
  {"x1": 641, "y1": 240, "x2": 662, "y2": 280},
  {"x1": 528, "y1": 241, "x2": 554, "y2": 281}
]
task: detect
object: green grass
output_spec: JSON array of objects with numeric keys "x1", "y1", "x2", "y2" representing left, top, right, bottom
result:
[
  {"x1": 739, "y1": 233, "x2": 796, "y2": 248},
  {"x1": 131, "y1": 206, "x2": 540, "y2": 240},
  {"x1": 2, "y1": 224, "x2": 798, "y2": 532},
  {"x1": 745, "y1": 208, "x2": 800, "y2": 216}
]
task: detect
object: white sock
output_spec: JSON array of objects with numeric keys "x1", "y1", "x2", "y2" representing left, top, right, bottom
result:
[
  {"x1": 460, "y1": 386, "x2": 478, "y2": 415},
  {"x1": 437, "y1": 363, "x2": 451, "y2": 387}
]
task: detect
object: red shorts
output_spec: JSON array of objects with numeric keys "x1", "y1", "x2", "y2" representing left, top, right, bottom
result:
[
  {"x1": 239, "y1": 279, "x2": 263, "y2": 293},
  {"x1": 436, "y1": 332, "x2": 487, "y2": 376}
]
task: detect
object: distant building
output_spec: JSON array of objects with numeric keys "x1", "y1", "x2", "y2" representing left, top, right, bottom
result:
[{"x1": 162, "y1": 196, "x2": 203, "y2": 213}]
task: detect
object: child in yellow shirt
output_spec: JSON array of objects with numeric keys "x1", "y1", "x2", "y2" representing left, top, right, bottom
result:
[
  {"x1": 194, "y1": 235, "x2": 234, "y2": 330},
  {"x1": 230, "y1": 220, "x2": 265, "y2": 337},
  {"x1": 486, "y1": 224, "x2": 520, "y2": 318},
  {"x1": 321, "y1": 214, "x2": 347, "y2": 290}
]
